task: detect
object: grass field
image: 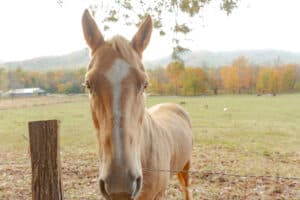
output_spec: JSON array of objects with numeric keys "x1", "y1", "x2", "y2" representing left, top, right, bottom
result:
[{"x1": 0, "y1": 94, "x2": 299, "y2": 199}]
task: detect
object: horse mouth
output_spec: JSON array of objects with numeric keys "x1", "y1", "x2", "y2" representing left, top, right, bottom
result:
[{"x1": 108, "y1": 193, "x2": 135, "y2": 200}]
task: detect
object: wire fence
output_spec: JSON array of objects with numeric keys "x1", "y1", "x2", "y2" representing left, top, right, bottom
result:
[
  {"x1": 142, "y1": 168, "x2": 300, "y2": 181},
  {"x1": 1, "y1": 161, "x2": 299, "y2": 181},
  {"x1": 1, "y1": 160, "x2": 299, "y2": 199}
]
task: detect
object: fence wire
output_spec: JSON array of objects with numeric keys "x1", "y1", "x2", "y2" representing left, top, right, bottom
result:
[
  {"x1": 142, "y1": 168, "x2": 300, "y2": 181},
  {"x1": 1, "y1": 162, "x2": 300, "y2": 181},
  {"x1": 2, "y1": 153, "x2": 298, "y2": 184}
]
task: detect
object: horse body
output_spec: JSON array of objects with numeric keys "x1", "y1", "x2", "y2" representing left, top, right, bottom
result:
[
  {"x1": 81, "y1": 9, "x2": 193, "y2": 200},
  {"x1": 139, "y1": 103, "x2": 193, "y2": 199}
]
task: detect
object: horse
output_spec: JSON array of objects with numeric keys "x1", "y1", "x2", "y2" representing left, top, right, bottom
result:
[{"x1": 81, "y1": 9, "x2": 193, "y2": 200}]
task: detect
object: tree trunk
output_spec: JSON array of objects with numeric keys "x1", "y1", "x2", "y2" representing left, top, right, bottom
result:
[
  {"x1": 28, "y1": 120, "x2": 63, "y2": 200},
  {"x1": 213, "y1": 88, "x2": 218, "y2": 95}
]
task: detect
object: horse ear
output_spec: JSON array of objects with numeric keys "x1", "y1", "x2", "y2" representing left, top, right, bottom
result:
[
  {"x1": 131, "y1": 15, "x2": 153, "y2": 58},
  {"x1": 82, "y1": 9, "x2": 104, "y2": 53}
]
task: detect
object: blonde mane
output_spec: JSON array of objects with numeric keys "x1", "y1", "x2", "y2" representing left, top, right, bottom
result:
[{"x1": 108, "y1": 35, "x2": 144, "y2": 71}]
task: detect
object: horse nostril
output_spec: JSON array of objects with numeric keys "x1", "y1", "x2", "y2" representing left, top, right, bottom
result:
[
  {"x1": 99, "y1": 179, "x2": 110, "y2": 200},
  {"x1": 131, "y1": 176, "x2": 142, "y2": 199}
]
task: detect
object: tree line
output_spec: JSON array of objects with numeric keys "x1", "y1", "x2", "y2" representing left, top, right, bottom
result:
[
  {"x1": 149, "y1": 57, "x2": 300, "y2": 95},
  {"x1": 0, "y1": 57, "x2": 299, "y2": 95},
  {"x1": 0, "y1": 68, "x2": 86, "y2": 94}
]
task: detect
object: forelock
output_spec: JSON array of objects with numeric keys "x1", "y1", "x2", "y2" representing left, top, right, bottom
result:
[{"x1": 108, "y1": 35, "x2": 144, "y2": 71}]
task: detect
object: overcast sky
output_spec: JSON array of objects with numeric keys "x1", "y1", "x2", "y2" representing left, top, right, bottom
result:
[{"x1": 0, "y1": 0, "x2": 300, "y2": 62}]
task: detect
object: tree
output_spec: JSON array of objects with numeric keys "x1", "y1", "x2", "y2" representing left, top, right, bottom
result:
[
  {"x1": 256, "y1": 67, "x2": 269, "y2": 94},
  {"x1": 232, "y1": 56, "x2": 254, "y2": 93},
  {"x1": 278, "y1": 64, "x2": 296, "y2": 92},
  {"x1": 294, "y1": 65, "x2": 300, "y2": 92},
  {"x1": 148, "y1": 67, "x2": 169, "y2": 95},
  {"x1": 220, "y1": 65, "x2": 240, "y2": 93},
  {"x1": 7, "y1": 68, "x2": 24, "y2": 89},
  {"x1": 166, "y1": 61, "x2": 185, "y2": 95},
  {"x1": 270, "y1": 69, "x2": 279, "y2": 95},
  {"x1": 182, "y1": 67, "x2": 207, "y2": 95},
  {"x1": 256, "y1": 67, "x2": 279, "y2": 95},
  {"x1": 80, "y1": 0, "x2": 239, "y2": 59},
  {"x1": 0, "y1": 68, "x2": 7, "y2": 91},
  {"x1": 207, "y1": 68, "x2": 221, "y2": 95},
  {"x1": 219, "y1": 57, "x2": 256, "y2": 94}
]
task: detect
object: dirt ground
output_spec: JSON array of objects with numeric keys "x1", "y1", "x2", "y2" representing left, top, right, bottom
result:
[{"x1": 1, "y1": 146, "x2": 299, "y2": 200}]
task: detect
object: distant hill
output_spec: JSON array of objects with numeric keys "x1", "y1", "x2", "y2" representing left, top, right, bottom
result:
[
  {"x1": 1, "y1": 49, "x2": 300, "y2": 71},
  {"x1": 146, "y1": 49, "x2": 300, "y2": 68},
  {"x1": 0, "y1": 49, "x2": 90, "y2": 71}
]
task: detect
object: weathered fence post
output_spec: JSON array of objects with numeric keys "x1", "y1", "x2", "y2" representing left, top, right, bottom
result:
[{"x1": 28, "y1": 120, "x2": 63, "y2": 200}]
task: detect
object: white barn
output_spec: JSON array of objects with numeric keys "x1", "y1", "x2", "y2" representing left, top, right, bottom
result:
[{"x1": 7, "y1": 88, "x2": 46, "y2": 97}]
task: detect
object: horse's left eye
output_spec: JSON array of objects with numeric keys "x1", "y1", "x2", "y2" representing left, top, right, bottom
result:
[
  {"x1": 142, "y1": 81, "x2": 148, "y2": 93},
  {"x1": 144, "y1": 82, "x2": 148, "y2": 89},
  {"x1": 141, "y1": 81, "x2": 148, "y2": 93}
]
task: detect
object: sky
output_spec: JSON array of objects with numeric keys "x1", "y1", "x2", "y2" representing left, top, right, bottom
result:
[{"x1": 0, "y1": 0, "x2": 300, "y2": 62}]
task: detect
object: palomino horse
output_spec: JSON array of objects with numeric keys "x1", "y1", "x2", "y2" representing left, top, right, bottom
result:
[{"x1": 82, "y1": 9, "x2": 193, "y2": 200}]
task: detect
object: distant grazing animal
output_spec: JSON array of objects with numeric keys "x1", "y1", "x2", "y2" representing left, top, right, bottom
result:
[
  {"x1": 82, "y1": 9, "x2": 193, "y2": 200},
  {"x1": 179, "y1": 101, "x2": 186, "y2": 105}
]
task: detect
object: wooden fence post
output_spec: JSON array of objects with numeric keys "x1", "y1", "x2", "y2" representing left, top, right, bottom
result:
[{"x1": 28, "y1": 120, "x2": 63, "y2": 200}]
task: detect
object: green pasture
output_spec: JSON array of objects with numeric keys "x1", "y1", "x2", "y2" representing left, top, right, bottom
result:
[
  {"x1": 1, "y1": 94, "x2": 299, "y2": 175},
  {"x1": 1, "y1": 94, "x2": 299, "y2": 151}
]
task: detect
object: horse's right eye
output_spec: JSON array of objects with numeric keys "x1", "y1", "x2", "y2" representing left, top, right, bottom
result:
[
  {"x1": 82, "y1": 80, "x2": 92, "y2": 94},
  {"x1": 84, "y1": 80, "x2": 91, "y2": 89}
]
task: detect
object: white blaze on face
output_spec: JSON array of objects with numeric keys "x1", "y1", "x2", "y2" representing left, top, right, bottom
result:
[{"x1": 105, "y1": 59, "x2": 130, "y2": 163}]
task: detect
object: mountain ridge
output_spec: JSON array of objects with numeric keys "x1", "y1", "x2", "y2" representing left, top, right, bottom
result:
[
  {"x1": 1, "y1": 49, "x2": 300, "y2": 71},
  {"x1": 145, "y1": 49, "x2": 300, "y2": 68},
  {"x1": 0, "y1": 49, "x2": 90, "y2": 71}
]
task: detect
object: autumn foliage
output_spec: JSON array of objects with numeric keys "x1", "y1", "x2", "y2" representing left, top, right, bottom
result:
[
  {"x1": 219, "y1": 57, "x2": 256, "y2": 94},
  {"x1": 147, "y1": 58, "x2": 299, "y2": 96},
  {"x1": 0, "y1": 57, "x2": 299, "y2": 95},
  {"x1": 0, "y1": 68, "x2": 86, "y2": 94}
]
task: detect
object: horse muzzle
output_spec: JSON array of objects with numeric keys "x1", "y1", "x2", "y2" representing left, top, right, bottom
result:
[{"x1": 99, "y1": 176, "x2": 142, "y2": 200}]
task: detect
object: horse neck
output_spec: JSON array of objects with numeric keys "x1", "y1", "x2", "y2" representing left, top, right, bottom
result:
[
  {"x1": 140, "y1": 108, "x2": 157, "y2": 163},
  {"x1": 141, "y1": 108, "x2": 154, "y2": 135}
]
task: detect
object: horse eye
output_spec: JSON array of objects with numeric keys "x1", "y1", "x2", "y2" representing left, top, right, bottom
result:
[
  {"x1": 142, "y1": 81, "x2": 148, "y2": 92},
  {"x1": 82, "y1": 80, "x2": 91, "y2": 90}
]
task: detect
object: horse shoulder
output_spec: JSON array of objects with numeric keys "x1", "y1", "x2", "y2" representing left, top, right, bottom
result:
[{"x1": 147, "y1": 102, "x2": 193, "y2": 161}]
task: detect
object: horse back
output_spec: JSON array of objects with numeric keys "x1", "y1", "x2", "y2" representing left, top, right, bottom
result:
[{"x1": 148, "y1": 103, "x2": 192, "y2": 130}]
